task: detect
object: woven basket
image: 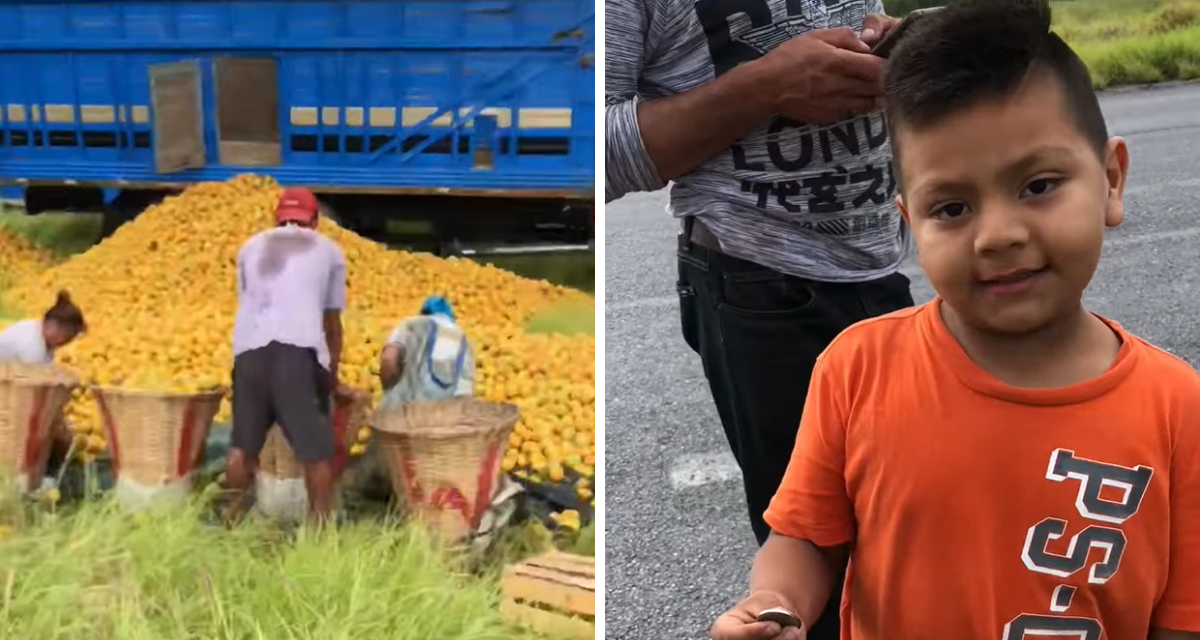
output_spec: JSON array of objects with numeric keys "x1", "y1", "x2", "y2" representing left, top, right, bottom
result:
[
  {"x1": 0, "y1": 362, "x2": 80, "y2": 490},
  {"x1": 92, "y1": 386, "x2": 226, "y2": 488},
  {"x1": 259, "y1": 389, "x2": 372, "y2": 479},
  {"x1": 371, "y1": 398, "x2": 519, "y2": 542}
]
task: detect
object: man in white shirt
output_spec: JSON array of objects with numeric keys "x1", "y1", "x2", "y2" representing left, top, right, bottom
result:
[{"x1": 226, "y1": 187, "x2": 347, "y2": 524}]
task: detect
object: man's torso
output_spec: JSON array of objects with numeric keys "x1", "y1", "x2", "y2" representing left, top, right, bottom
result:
[
  {"x1": 830, "y1": 303, "x2": 1194, "y2": 638},
  {"x1": 233, "y1": 227, "x2": 341, "y2": 367},
  {"x1": 625, "y1": 0, "x2": 906, "y2": 280}
]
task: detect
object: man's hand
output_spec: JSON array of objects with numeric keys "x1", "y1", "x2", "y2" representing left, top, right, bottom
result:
[
  {"x1": 859, "y1": 13, "x2": 901, "y2": 48},
  {"x1": 711, "y1": 592, "x2": 806, "y2": 640},
  {"x1": 757, "y1": 27, "x2": 886, "y2": 125}
]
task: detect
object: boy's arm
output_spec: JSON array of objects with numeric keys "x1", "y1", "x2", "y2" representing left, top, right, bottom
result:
[
  {"x1": 754, "y1": 354, "x2": 856, "y2": 628},
  {"x1": 749, "y1": 535, "x2": 849, "y2": 628},
  {"x1": 1150, "y1": 406, "x2": 1200, "y2": 635}
]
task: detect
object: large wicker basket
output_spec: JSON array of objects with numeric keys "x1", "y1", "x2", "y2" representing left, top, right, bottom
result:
[
  {"x1": 371, "y1": 398, "x2": 519, "y2": 542},
  {"x1": 92, "y1": 386, "x2": 226, "y2": 489},
  {"x1": 0, "y1": 362, "x2": 80, "y2": 491},
  {"x1": 259, "y1": 389, "x2": 372, "y2": 479}
]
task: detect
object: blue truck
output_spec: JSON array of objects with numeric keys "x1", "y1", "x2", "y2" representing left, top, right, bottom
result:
[{"x1": 0, "y1": 0, "x2": 594, "y2": 250}]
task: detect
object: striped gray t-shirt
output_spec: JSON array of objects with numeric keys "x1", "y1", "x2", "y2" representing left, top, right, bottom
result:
[{"x1": 605, "y1": 0, "x2": 910, "y2": 282}]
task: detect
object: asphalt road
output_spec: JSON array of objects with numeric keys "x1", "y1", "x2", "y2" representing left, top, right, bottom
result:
[{"x1": 602, "y1": 82, "x2": 1200, "y2": 640}]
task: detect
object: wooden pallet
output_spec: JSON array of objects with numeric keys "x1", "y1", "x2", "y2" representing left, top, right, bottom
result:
[{"x1": 500, "y1": 551, "x2": 596, "y2": 640}]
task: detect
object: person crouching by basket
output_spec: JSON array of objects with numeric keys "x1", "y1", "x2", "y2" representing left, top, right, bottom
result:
[
  {"x1": 356, "y1": 296, "x2": 477, "y2": 500},
  {"x1": 0, "y1": 290, "x2": 86, "y2": 481},
  {"x1": 378, "y1": 296, "x2": 476, "y2": 405},
  {"x1": 0, "y1": 290, "x2": 86, "y2": 363},
  {"x1": 225, "y1": 187, "x2": 349, "y2": 526}
]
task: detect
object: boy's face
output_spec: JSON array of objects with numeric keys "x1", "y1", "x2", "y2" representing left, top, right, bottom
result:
[{"x1": 894, "y1": 71, "x2": 1130, "y2": 336}]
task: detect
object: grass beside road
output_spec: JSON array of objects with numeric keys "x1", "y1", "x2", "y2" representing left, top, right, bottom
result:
[
  {"x1": 1054, "y1": 0, "x2": 1200, "y2": 89},
  {"x1": 0, "y1": 207, "x2": 100, "y2": 258},
  {"x1": 0, "y1": 491, "x2": 593, "y2": 640}
]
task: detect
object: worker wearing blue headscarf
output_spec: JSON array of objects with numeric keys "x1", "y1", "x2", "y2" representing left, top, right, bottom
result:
[{"x1": 378, "y1": 295, "x2": 476, "y2": 409}]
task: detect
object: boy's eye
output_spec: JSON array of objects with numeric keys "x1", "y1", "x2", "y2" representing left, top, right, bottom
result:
[
  {"x1": 1021, "y1": 178, "x2": 1062, "y2": 198},
  {"x1": 931, "y1": 202, "x2": 968, "y2": 220}
]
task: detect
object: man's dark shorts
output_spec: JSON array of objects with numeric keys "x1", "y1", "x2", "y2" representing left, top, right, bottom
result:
[{"x1": 231, "y1": 341, "x2": 333, "y2": 463}]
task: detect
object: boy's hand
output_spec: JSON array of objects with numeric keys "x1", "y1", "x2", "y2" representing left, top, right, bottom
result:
[{"x1": 711, "y1": 592, "x2": 806, "y2": 640}]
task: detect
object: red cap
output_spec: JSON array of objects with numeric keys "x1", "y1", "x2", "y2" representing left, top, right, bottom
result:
[{"x1": 275, "y1": 187, "x2": 319, "y2": 225}]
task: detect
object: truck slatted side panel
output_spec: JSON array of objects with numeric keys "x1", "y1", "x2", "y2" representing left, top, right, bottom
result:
[{"x1": 0, "y1": 0, "x2": 595, "y2": 196}]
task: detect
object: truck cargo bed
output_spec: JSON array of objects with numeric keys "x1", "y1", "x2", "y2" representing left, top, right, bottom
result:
[{"x1": 0, "y1": 0, "x2": 595, "y2": 197}]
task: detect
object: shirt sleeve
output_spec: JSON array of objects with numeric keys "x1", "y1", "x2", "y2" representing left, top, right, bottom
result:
[
  {"x1": 387, "y1": 319, "x2": 413, "y2": 347},
  {"x1": 324, "y1": 245, "x2": 347, "y2": 311},
  {"x1": 1151, "y1": 408, "x2": 1200, "y2": 631},
  {"x1": 762, "y1": 353, "x2": 855, "y2": 547},
  {"x1": 604, "y1": 0, "x2": 667, "y2": 203}
]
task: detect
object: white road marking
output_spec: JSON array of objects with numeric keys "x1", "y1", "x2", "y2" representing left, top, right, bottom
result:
[{"x1": 669, "y1": 450, "x2": 742, "y2": 489}]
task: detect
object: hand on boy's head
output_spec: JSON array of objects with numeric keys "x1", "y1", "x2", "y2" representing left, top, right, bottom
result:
[
  {"x1": 710, "y1": 592, "x2": 805, "y2": 640},
  {"x1": 859, "y1": 13, "x2": 901, "y2": 47},
  {"x1": 760, "y1": 28, "x2": 885, "y2": 126}
]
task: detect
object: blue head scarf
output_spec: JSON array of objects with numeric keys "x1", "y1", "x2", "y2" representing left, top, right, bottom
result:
[{"x1": 420, "y1": 296, "x2": 456, "y2": 321}]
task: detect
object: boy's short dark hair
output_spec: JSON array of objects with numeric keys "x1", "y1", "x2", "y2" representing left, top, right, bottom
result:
[{"x1": 884, "y1": 0, "x2": 1108, "y2": 165}]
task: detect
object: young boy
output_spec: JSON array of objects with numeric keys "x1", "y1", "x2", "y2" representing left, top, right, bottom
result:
[{"x1": 709, "y1": 1, "x2": 1200, "y2": 639}]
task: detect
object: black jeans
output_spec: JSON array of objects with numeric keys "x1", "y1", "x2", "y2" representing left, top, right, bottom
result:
[{"x1": 677, "y1": 230, "x2": 914, "y2": 640}]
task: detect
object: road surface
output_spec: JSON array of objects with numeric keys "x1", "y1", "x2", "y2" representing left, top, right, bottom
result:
[{"x1": 603, "y1": 82, "x2": 1200, "y2": 639}]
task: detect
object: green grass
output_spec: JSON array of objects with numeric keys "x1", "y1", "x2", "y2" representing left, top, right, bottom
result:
[
  {"x1": 485, "y1": 253, "x2": 595, "y2": 294},
  {"x1": 1054, "y1": 0, "x2": 1200, "y2": 88},
  {"x1": 0, "y1": 486, "x2": 594, "y2": 640},
  {"x1": 0, "y1": 208, "x2": 102, "y2": 258},
  {"x1": 523, "y1": 300, "x2": 596, "y2": 337}
]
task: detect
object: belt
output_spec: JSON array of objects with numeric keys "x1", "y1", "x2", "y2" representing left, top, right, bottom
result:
[{"x1": 681, "y1": 217, "x2": 722, "y2": 252}]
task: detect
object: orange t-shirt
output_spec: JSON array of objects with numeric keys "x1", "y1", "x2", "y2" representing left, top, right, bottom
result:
[{"x1": 763, "y1": 299, "x2": 1200, "y2": 639}]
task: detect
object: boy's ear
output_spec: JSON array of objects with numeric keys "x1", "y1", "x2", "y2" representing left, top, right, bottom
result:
[
  {"x1": 1103, "y1": 136, "x2": 1130, "y2": 229},
  {"x1": 895, "y1": 194, "x2": 911, "y2": 226}
]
